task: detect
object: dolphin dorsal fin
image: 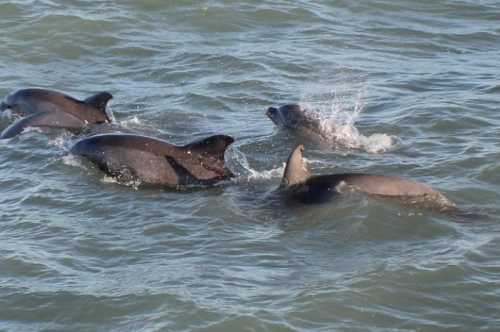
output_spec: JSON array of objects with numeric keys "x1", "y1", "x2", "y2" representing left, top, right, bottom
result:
[
  {"x1": 182, "y1": 135, "x2": 234, "y2": 160},
  {"x1": 282, "y1": 144, "x2": 311, "y2": 187},
  {"x1": 84, "y1": 92, "x2": 113, "y2": 113}
]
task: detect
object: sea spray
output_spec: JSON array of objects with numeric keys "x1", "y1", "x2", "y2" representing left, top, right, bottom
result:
[{"x1": 300, "y1": 83, "x2": 397, "y2": 153}]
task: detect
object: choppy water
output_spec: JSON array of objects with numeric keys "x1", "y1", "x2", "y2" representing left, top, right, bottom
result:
[{"x1": 1, "y1": 1, "x2": 500, "y2": 331}]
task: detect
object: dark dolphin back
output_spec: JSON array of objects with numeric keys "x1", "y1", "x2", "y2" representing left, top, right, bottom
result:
[
  {"x1": 3, "y1": 88, "x2": 112, "y2": 124},
  {"x1": 71, "y1": 134, "x2": 235, "y2": 188},
  {"x1": 288, "y1": 174, "x2": 344, "y2": 204}
]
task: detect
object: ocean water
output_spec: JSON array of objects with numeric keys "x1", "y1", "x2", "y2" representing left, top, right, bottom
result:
[{"x1": 1, "y1": 0, "x2": 500, "y2": 331}]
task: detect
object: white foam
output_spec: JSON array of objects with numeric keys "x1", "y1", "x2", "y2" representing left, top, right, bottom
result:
[
  {"x1": 20, "y1": 126, "x2": 44, "y2": 135},
  {"x1": 101, "y1": 175, "x2": 141, "y2": 190},
  {"x1": 1, "y1": 109, "x2": 13, "y2": 119},
  {"x1": 226, "y1": 146, "x2": 285, "y2": 182},
  {"x1": 227, "y1": 147, "x2": 324, "y2": 182},
  {"x1": 62, "y1": 154, "x2": 85, "y2": 169},
  {"x1": 120, "y1": 116, "x2": 142, "y2": 126},
  {"x1": 48, "y1": 132, "x2": 72, "y2": 149},
  {"x1": 245, "y1": 163, "x2": 286, "y2": 181}
]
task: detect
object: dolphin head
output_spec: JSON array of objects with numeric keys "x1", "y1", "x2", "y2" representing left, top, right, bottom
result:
[
  {"x1": 1, "y1": 92, "x2": 20, "y2": 115},
  {"x1": 282, "y1": 144, "x2": 311, "y2": 188},
  {"x1": 266, "y1": 104, "x2": 303, "y2": 128},
  {"x1": 1, "y1": 90, "x2": 40, "y2": 116},
  {"x1": 266, "y1": 106, "x2": 281, "y2": 125},
  {"x1": 0, "y1": 101, "x2": 8, "y2": 112}
]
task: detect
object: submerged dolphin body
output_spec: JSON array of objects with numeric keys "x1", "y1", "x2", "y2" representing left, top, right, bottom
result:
[
  {"x1": 70, "y1": 133, "x2": 235, "y2": 189},
  {"x1": 0, "y1": 88, "x2": 113, "y2": 139},
  {"x1": 281, "y1": 145, "x2": 455, "y2": 210}
]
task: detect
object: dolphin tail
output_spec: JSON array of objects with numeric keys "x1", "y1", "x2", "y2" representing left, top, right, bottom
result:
[
  {"x1": 181, "y1": 135, "x2": 234, "y2": 160},
  {"x1": 84, "y1": 92, "x2": 113, "y2": 122},
  {"x1": 282, "y1": 144, "x2": 311, "y2": 188},
  {"x1": 0, "y1": 111, "x2": 83, "y2": 139}
]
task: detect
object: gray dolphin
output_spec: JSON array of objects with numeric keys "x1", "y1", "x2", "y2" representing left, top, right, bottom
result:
[
  {"x1": 70, "y1": 133, "x2": 235, "y2": 189},
  {"x1": 1, "y1": 88, "x2": 112, "y2": 139},
  {"x1": 281, "y1": 145, "x2": 455, "y2": 210},
  {"x1": 266, "y1": 104, "x2": 331, "y2": 142}
]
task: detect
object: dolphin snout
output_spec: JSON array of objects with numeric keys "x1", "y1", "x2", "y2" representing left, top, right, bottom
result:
[{"x1": 266, "y1": 107, "x2": 278, "y2": 118}]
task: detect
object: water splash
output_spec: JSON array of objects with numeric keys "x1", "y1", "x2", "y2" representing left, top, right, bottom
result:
[
  {"x1": 227, "y1": 146, "x2": 323, "y2": 182},
  {"x1": 120, "y1": 116, "x2": 142, "y2": 126},
  {"x1": 61, "y1": 154, "x2": 85, "y2": 169},
  {"x1": 245, "y1": 164, "x2": 285, "y2": 181},
  {"x1": 47, "y1": 132, "x2": 73, "y2": 149},
  {"x1": 300, "y1": 84, "x2": 397, "y2": 153},
  {"x1": 226, "y1": 146, "x2": 285, "y2": 182},
  {"x1": 1, "y1": 109, "x2": 13, "y2": 119},
  {"x1": 100, "y1": 175, "x2": 141, "y2": 190}
]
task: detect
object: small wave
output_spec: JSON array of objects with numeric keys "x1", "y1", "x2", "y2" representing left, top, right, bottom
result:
[
  {"x1": 19, "y1": 126, "x2": 44, "y2": 136},
  {"x1": 100, "y1": 175, "x2": 141, "y2": 190},
  {"x1": 227, "y1": 146, "x2": 285, "y2": 182},
  {"x1": 1, "y1": 109, "x2": 13, "y2": 119},
  {"x1": 243, "y1": 157, "x2": 323, "y2": 181},
  {"x1": 61, "y1": 154, "x2": 85, "y2": 169},
  {"x1": 245, "y1": 164, "x2": 285, "y2": 181},
  {"x1": 47, "y1": 132, "x2": 72, "y2": 149},
  {"x1": 117, "y1": 116, "x2": 157, "y2": 133},
  {"x1": 120, "y1": 116, "x2": 142, "y2": 126},
  {"x1": 228, "y1": 147, "x2": 325, "y2": 182}
]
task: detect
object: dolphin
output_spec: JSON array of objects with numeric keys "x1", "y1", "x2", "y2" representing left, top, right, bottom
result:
[
  {"x1": 70, "y1": 133, "x2": 235, "y2": 189},
  {"x1": 281, "y1": 145, "x2": 455, "y2": 210},
  {"x1": 0, "y1": 88, "x2": 113, "y2": 139},
  {"x1": 266, "y1": 104, "x2": 332, "y2": 142}
]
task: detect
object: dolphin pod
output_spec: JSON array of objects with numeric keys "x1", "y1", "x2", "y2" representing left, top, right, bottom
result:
[
  {"x1": 0, "y1": 88, "x2": 113, "y2": 139},
  {"x1": 0, "y1": 87, "x2": 456, "y2": 212},
  {"x1": 281, "y1": 144, "x2": 455, "y2": 210}
]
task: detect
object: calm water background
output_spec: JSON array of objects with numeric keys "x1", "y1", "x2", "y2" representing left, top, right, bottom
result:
[{"x1": 1, "y1": 0, "x2": 500, "y2": 331}]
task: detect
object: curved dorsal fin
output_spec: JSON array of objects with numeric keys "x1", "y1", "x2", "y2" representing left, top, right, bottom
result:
[
  {"x1": 84, "y1": 92, "x2": 113, "y2": 112},
  {"x1": 181, "y1": 135, "x2": 234, "y2": 160},
  {"x1": 282, "y1": 144, "x2": 311, "y2": 187}
]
